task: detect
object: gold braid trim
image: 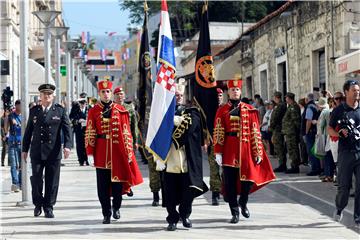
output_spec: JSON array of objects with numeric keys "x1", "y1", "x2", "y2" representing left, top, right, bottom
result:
[
  {"x1": 172, "y1": 113, "x2": 192, "y2": 149},
  {"x1": 85, "y1": 120, "x2": 96, "y2": 147},
  {"x1": 251, "y1": 122, "x2": 263, "y2": 157},
  {"x1": 213, "y1": 118, "x2": 224, "y2": 145},
  {"x1": 123, "y1": 124, "x2": 133, "y2": 160}
]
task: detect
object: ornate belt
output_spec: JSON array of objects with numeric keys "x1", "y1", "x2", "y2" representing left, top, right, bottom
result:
[
  {"x1": 97, "y1": 134, "x2": 111, "y2": 139},
  {"x1": 226, "y1": 132, "x2": 239, "y2": 137}
]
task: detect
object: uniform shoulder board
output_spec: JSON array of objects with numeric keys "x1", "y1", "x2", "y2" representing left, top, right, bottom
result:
[
  {"x1": 31, "y1": 105, "x2": 42, "y2": 112},
  {"x1": 55, "y1": 103, "x2": 64, "y2": 109}
]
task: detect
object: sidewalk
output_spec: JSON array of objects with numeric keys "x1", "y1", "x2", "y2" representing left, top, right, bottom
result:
[{"x1": 1, "y1": 151, "x2": 359, "y2": 239}]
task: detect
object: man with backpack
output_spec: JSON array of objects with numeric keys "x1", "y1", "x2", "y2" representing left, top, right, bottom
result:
[{"x1": 302, "y1": 93, "x2": 321, "y2": 176}]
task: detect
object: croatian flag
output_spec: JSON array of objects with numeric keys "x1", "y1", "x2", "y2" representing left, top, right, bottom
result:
[{"x1": 146, "y1": 0, "x2": 176, "y2": 161}]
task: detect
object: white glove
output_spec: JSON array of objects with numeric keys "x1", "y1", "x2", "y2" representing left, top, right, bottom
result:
[
  {"x1": 215, "y1": 154, "x2": 222, "y2": 166},
  {"x1": 155, "y1": 159, "x2": 166, "y2": 171},
  {"x1": 174, "y1": 116, "x2": 185, "y2": 126},
  {"x1": 255, "y1": 156, "x2": 262, "y2": 165},
  {"x1": 88, "y1": 155, "x2": 94, "y2": 166}
]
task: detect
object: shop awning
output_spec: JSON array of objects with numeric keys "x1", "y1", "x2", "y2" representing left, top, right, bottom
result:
[
  {"x1": 28, "y1": 59, "x2": 55, "y2": 97},
  {"x1": 335, "y1": 50, "x2": 360, "y2": 76}
]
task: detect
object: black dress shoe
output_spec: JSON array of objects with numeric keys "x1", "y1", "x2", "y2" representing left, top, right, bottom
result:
[
  {"x1": 230, "y1": 215, "x2": 239, "y2": 224},
  {"x1": 166, "y1": 223, "x2": 177, "y2": 231},
  {"x1": 285, "y1": 167, "x2": 300, "y2": 174},
  {"x1": 112, "y1": 209, "x2": 120, "y2": 219},
  {"x1": 274, "y1": 165, "x2": 287, "y2": 172},
  {"x1": 103, "y1": 216, "x2": 111, "y2": 224},
  {"x1": 127, "y1": 189, "x2": 134, "y2": 197},
  {"x1": 240, "y1": 206, "x2": 250, "y2": 218},
  {"x1": 34, "y1": 206, "x2": 42, "y2": 217},
  {"x1": 44, "y1": 208, "x2": 54, "y2": 218},
  {"x1": 181, "y1": 218, "x2": 192, "y2": 228}
]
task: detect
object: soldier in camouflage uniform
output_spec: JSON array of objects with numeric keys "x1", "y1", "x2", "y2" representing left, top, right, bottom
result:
[
  {"x1": 207, "y1": 87, "x2": 225, "y2": 205},
  {"x1": 269, "y1": 91, "x2": 288, "y2": 172},
  {"x1": 113, "y1": 87, "x2": 140, "y2": 197},
  {"x1": 282, "y1": 92, "x2": 301, "y2": 174},
  {"x1": 137, "y1": 112, "x2": 161, "y2": 206},
  {"x1": 114, "y1": 86, "x2": 161, "y2": 206}
]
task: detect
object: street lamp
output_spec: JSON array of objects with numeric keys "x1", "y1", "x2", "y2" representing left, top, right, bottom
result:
[
  {"x1": 64, "y1": 41, "x2": 78, "y2": 113},
  {"x1": 49, "y1": 26, "x2": 69, "y2": 104},
  {"x1": 32, "y1": 10, "x2": 61, "y2": 84}
]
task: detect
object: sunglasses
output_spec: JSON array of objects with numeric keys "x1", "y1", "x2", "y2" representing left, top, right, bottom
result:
[
  {"x1": 346, "y1": 80, "x2": 359, "y2": 86},
  {"x1": 334, "y1": 97, "x2": 342, "y2": 100}
]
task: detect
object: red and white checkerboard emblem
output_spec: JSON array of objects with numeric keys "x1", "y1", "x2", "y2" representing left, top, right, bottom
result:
[{"x1": 156, "y1": 65, "x2": 176, "y2": 93}]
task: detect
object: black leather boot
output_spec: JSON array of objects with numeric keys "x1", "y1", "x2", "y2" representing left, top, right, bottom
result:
[
  {"x1": 152, "y1": 192, "x2": 160, "y2": 206},
  {"x1": 212, "y1": 192, "x2": 220, "y2": 206}
]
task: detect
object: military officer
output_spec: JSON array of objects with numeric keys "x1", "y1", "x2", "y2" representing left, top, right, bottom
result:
[
  {"x1": 85, "y1": 80, "x2": 143, "y2": 224},
  {"x1": 69, "y1": 98, "x2": 89, "y2": 166},
  {"x1": 213, "y1": 78, "x2": 276, "y2": 224},
  {"x1": 22, "y1": 84, "x2": 72, "y2": 218},
  {"x1": 282, "y1": 92, "x2": 301, "y2": 173},
  {"x1": 269, "y1": 91, "x2": 288, "y2": 172}
]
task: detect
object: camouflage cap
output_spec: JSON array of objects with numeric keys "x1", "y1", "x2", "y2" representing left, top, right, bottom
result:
[
  {"x1": 273, "y1": 91, "x2": 282, "y2": 98},
  {"x1": 285, "y1": 92, "x2": 295, "y2": 100}
]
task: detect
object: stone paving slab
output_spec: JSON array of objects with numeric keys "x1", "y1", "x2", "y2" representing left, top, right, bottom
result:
[{"x1": 1, "y1": 154, "x2": 359, "y2": 239}]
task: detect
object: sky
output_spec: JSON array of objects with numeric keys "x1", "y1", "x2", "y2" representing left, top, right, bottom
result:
[{"x1": 62, "y1": 0, "x2": 131, "y2": 37}]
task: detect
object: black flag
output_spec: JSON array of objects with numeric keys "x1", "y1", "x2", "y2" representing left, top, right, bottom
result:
[
  {"x1": 138, "y1": 4, "x2": 152, "y2": 129},
  {"x1": 193, "y1": 3, "x2": 218, "y2": 139}
]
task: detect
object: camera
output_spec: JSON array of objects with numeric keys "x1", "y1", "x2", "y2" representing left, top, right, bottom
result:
[
  {"x1": 1, "y1": 87, "x2": 13, "y2": 110},
  {"x1": 337, "y1": 114, "x2": 360, "y2": 144}
]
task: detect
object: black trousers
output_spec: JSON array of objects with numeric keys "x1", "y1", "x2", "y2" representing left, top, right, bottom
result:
[
  {"x1": 96, "y1": 168, "x2": 123, "y2": 217},
  {"x1": 30, "y1": 159, "x2": 61, "y2": 209},
  {"x1": 223, "y1": 166, "x2": 253, "y2": 216},
  {"x1": 336, "y1": 151, "x2": 360, "y2": 219},
  {"x1": 74, "y1": 128, "x2": 87, "y2": 165},
  {"x1": 163, "y1": 172, "x2": 194, "y2": 224}
]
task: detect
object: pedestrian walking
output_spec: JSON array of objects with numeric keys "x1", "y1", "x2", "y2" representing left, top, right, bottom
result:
[
  {"x1": 329, "y1": 80, "x2": 360, "y2": 226},
  {"x1": 22, "y1": 84, "x2": 72, "y2": 218}
]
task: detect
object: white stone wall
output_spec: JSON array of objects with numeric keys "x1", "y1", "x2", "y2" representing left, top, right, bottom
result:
[{"x1": 235, "y1": 1, "x2": 357, "y2": 101}]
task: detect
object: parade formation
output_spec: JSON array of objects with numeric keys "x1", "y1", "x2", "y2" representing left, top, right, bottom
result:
[{"x1": 1, "y1": 0, "x2": 360, "y2": 238}]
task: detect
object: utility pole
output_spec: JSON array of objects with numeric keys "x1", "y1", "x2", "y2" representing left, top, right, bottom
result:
[{"x1": 18, "y1": 0, "x2": 31, "y2": 206}]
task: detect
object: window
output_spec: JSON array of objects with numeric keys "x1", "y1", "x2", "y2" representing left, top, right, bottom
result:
[{"x1": 260, "y1": 70, "x2": 268, "y2": 100}]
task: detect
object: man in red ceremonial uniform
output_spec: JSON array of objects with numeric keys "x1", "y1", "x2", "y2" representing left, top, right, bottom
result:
[
  {"x1": 85, "y1": 80, "x2": 143, "y2": 224},
  {"x1": 213, "y1": 77, "x2": 276, "y2": 224}
]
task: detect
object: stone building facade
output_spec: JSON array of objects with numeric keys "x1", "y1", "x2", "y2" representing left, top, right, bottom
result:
[
  {"x1": 216, "y1": 1, "x2": 360, "y2": 101},
  {"x1": 0, "y1": 0, "x2": 65, "y2": 101}
]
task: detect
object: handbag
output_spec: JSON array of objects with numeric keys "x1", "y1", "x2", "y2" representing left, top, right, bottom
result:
[{"x1": 314, "y1": 134, "x2": 326, "y2": 157}]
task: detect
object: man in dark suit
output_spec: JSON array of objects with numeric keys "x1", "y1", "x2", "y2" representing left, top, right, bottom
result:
[
  {"x1": 22, "y1": 84, "x2": 72, "y2": 218},
  {"x1": 69, "y1": 98, "x2": 89, "y2": 166}
]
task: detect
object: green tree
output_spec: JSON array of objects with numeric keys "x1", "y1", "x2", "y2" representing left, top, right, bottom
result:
[{"x1": 119, "y1": 1, "x2": 286, "y2": 46}]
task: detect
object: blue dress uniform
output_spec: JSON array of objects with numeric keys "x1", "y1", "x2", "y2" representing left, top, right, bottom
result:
[
  {"x1": 69, "y1": 101, "x2": 89, "y2": 166},
  {"x1": 22, "y1": 84, "x2": 72, "y2": 217}
]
